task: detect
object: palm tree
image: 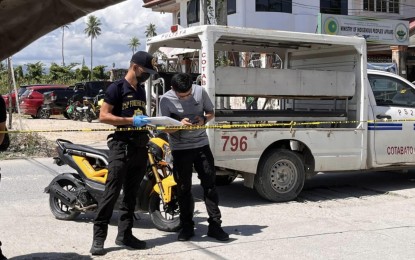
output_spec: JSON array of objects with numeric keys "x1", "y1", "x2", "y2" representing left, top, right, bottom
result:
[
  {"x1": 61, "y1": 24, "x2": 70, "y2": 66},
  {"x1": 145, "y1": 23, "x2": 157, "y2": 38},
  {"x1": 128, "y1": 37, "x2": 140, "y2": 54},
  {"x1": 84, "y1": 15, "x2": 102, "y2": 80}
]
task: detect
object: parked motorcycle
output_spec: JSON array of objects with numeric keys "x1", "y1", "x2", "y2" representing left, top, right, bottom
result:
[
  {"x1": 44, "y1": 133, "x2": 189, "y2": 232},
  {"x1": 64, "y1": 100, "x2": 84, "y2": 121},
  {"x1": 83, "y1": 91, "x2": 105, "y2": 123}
]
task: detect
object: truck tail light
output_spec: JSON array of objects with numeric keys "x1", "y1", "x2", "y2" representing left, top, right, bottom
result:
[{"x1": 171, "y1": 25, "x2": 178, "y2": 33}]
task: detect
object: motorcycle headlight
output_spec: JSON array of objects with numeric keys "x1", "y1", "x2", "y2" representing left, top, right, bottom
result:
[
  {"x1": 163, "y1": 143, "x2": 173, "y2": 164},
  {"x1": 148, "y1": 137, "x2": 170, "y2": 161}
]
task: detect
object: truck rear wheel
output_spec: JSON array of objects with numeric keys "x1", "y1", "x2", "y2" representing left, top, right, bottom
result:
[{"x1": 255, "y1": 149, "x2": 305, "y2": 202}]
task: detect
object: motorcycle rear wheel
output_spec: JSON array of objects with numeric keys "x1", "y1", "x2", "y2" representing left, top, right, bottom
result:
[
  {"x1": 148, "y1": 192, "x2": 194, "y2": 232},
  {"x1": 86, "y1": 112, "x2": 93, "y2": 123},
  {"x1": 49, "y1": 179, "x2": 81, "y2": 220}
]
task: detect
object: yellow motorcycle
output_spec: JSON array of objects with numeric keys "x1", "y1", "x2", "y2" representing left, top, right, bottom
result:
[
  {"x1": 83, "y1": 91, "x2": 105, "y2": 123},
  {"x1": 45, "y1": 132, "x2": 190, "y2": 232}
]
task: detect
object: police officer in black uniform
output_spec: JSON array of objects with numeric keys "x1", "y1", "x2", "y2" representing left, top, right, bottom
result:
[
  {"x1": 0, "y1": 95, "x2": 7, "y2": 260},
  {"x1": 90, "y1": 51, "x2": 157, "y2": 256}
]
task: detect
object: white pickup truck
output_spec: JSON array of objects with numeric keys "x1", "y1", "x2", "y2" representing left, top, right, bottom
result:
[{"x1": 146, "y1": 25, "x2": 415, "y2": 202}]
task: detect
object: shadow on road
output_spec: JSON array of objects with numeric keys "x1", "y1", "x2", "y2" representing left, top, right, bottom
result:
[
  {"x1": 193, "y1": 179, "x2": 269, "y2": 208},
  {"x1": 9, "y1": 252, "x2": 91, "y2": 260},
  {"x1": 60, "y1": 170, "x2": 415, "y2": 232},
  {"x1": 196, "y1": 170, "x2": 415, "y2": 205},
  {"x1": 299, "y1": 170, "x2": 415, "y2": 202}
]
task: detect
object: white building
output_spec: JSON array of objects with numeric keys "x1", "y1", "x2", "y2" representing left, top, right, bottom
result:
[{"x1": 143, "y1": 0, "x2": 415, "y2": 80}]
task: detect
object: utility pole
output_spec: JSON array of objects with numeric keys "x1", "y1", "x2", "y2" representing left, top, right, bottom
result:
[
  {"x1": 215, "y1": 0, "x2": 228, "y2": 109},
  {"x1": 6, "y1": 58, "x2": 12, "y2": 128},
  {"x1": 7, "y1": 57, "x2": 22, "y2": 129}
]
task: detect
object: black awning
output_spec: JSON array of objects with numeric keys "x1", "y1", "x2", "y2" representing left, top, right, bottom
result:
[{"x1": 0, "y1": 0, "x2": 126, "y2": 61}]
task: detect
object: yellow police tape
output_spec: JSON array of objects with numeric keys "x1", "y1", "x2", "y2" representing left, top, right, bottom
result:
[{"x1": 0, "y1": 118, "x2": 413, "y2": 134}]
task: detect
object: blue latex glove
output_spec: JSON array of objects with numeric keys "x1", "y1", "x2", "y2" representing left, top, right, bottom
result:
[{"x1": 133, "y1": 115, "x2": 149, "y2": 127}]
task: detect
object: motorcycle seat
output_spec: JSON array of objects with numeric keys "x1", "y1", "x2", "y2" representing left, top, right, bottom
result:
[{"x1": 64, "y1": 143, "x2": 109, "y2": 159}]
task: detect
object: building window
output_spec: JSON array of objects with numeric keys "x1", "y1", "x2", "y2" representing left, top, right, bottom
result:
[
  {"x1": 187, "y1": 0, "x2": 200, "y2": 24},
  {"x1": 363, "y1": 0, "x2": 399, "y2": 14},
  {"x1": 256, "y1": 0, "x2": 292, "y2": 13},
  {"x1": 388, "y1": 0, "x2": 399, "y2": 13},
  {"x1": 215, "y1": 0, "x2": 236, "y2": 15},
  {"x1": 227, "y1": 0, "x2": 236, "y2": 15},
  {"x1": 320, "y1": 0, "x2": 348, "y2": 15}
]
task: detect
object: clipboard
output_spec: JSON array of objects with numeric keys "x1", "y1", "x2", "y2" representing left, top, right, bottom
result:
[{"x1": 146, "y1": 116, "x2": 182, "y2": 126}]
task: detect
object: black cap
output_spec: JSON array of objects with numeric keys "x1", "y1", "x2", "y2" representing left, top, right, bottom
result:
[{"x1": 131, "y1": 51, "x2": 157, "y2": 74}]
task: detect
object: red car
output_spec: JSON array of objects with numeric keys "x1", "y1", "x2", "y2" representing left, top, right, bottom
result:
[
  {"x1": 20, "y1": 85, "x2": 69, "y2": 118},
  {"x1": 2, "y1": 86, "x2": 28, "y2": 111}
]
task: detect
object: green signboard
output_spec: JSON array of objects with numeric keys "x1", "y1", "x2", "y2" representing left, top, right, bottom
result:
[{"x1": 318, "y1": 13, "x2": 409, "y2": 45}]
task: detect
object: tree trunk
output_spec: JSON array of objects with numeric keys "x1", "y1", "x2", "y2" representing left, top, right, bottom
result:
[
  {"x1": 62, "y1": 27, "x2": 65, "y2": 66},
  {"x1": 90, "y1": 37, "x2": 93, "y2": 81}
]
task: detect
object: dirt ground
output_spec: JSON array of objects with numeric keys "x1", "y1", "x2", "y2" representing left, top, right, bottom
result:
[{"x1": 6, "y1": 113, "x2": 114, "y2": 145}]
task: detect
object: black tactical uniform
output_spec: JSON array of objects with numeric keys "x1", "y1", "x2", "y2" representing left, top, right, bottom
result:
[{"x1": 92, "y1": 78, "x2": 149, "y2": 246}]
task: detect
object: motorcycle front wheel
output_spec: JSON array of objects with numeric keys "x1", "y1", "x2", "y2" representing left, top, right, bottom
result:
[
  {"x1": 49, "y1": 179, "x2": 81, "y2": 220},
  {"x1": 63, "y1": 111, "x2": 70, "y2": 119},
  {"x1": 148, "y1": 192, "x2": 194, "y2": 232}
]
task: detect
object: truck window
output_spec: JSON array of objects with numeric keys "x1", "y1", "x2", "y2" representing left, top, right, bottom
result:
[{"x1": 368, "y1": 74, "x2": 415, "y2": 107}]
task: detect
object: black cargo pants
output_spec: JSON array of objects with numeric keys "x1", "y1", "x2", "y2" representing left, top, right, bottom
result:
[
  {"x1": 172, "y1": 145, "x2": 222, "y2": 228},
  {"x1": 93, "y1": 136, "x2": 148, "y2": 243}
]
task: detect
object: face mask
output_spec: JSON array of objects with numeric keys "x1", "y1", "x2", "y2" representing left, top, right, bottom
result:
[{"x1": 136, "y1": 72, "x2": 150, "y2": 84}]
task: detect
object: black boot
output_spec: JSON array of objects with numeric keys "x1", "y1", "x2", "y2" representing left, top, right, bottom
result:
[
  {"x1": 90, "y1": 240, "x2": 106, "y2": 256},
  {"x1": 178, "y1": 225, "x2": 195, "y2": 241},
  {"x1": 115, "y1": 234, "x2": 146, "y2": 250},
  {"x1": 207, "y1": 222, "x2": 229, "y2": 241}
]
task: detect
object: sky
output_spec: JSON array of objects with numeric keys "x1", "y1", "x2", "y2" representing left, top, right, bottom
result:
[{"x1": 11, "y1": 0, "x2": 171, "y2": 71}]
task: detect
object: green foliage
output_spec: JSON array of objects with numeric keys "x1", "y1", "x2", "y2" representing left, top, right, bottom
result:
[
  {"x1": 0, "y1": 61, "x2": 8, "y2": 93},
  {"x1": 49, "y1": 62, "x2": 79, "y2": 83},
  {"x1": 14, "y1": 65, "x2": 24, "y2": 81},
  {"x1": 84, "y1": 15, "x2": 102, "y2": 39},
  {"x1": 76, "y1": 66, "x2": 91, "y2": 81},
  {"x1": 128, "y1": 37, "x2": 140, "y2": 54},
  {"x1": 215, "y1": 54, "x2": 231, "y2": 67},
  {"x1": 92, "y1": 65, "x2": 109, "y2": 80},
  {"x1": 0, "y1": 61, "x2": 118, "y2": 95},
  {"x1": 145, "y1": 23, "x2": 157, "y2": 38},
  {"x1": 26, "y1": 62, "x2": 44, "y2": 83}
]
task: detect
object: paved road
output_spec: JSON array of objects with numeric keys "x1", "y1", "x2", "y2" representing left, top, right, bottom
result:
[{"x1": 1, "y1": 157, "x2": 415, "y2": 259}]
